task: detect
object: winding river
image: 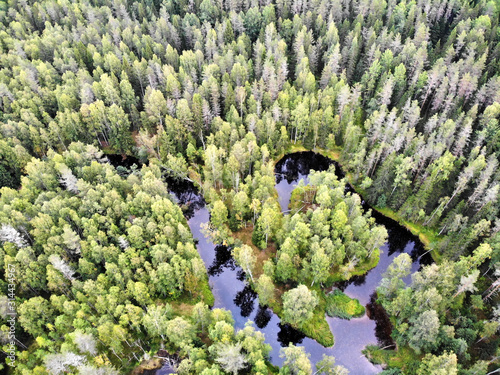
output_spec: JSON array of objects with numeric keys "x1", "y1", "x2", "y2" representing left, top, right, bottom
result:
[{"x1": 122, "y1": 152, "x2": 432, "y2": 375}]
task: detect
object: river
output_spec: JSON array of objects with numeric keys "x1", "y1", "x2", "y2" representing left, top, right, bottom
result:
[{"x1": 114, "y1": 152, "x2": 431, "y2": 374}]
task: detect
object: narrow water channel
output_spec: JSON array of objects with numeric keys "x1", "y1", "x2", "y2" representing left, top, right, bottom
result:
[{"x1": 119, "y1": 152, "x2": 431, "y2": 374}]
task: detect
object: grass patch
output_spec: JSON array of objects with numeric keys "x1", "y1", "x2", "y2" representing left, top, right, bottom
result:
[
  {"x1": 316, "y1": 146, "x2": 342, "y2": 162},
  {"x1": 266, "y1": 362, "x2": 280, "y2": 374},
  {"x1": 300, "y1": 309, "x2": 334, "y2": 347},
  {"x1": 363, "y1": 345, "x2": 393, "y2": 365},
  {"x1": 200, "y1": 278, "x2": 215, "y2": 306},
  {"x1": 325, "y1": 289, "x2": 365, "y2": 319},
  {"x1": 164, "y1": 274, "x2": 214, "y2": 314},
  {"x1": 363, "y1": 345, "x2": 421, "y2": 372},
  {"x1": 288, "y1": 143, "x2": 309, "y2": 154},
  {"x1": 351, "y1": 248, "x2": 380, "y2": 276},
  {"x1": 170, "y1": 299, "x2": 195, "y2": 317},
  {"x1": 373, "y1": 206, "x2": 440, "y2": 262}
]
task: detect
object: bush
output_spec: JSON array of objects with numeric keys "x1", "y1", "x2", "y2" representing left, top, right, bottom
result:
[
  {"x1": 380, "y1": 369, "x2": 402, "y2": 375},
  {"x1": 325, "y1": 289, "x2": 365, "y2": 319},
  {"x1": 377, "y1": 194, "x2": 387, "y2": 208},
  {"x1": 251, "y1": 224, "x2": 266, "y2": 249},
  {"x1": 228, "y1": 215, "x2": 240, "y2": 231}
]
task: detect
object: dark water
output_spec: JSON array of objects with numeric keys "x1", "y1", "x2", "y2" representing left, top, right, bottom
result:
[
  {"x1": 142, "y1": 361, "x2": 176, "y2": 375},
  {"x1": 142, "y1": 363, "x2": 176, "y2": 375},
  {"x1": 145, "y1": 152, "x2": 432, "y2": 374},
  {"x1": 105, "y1": 154, "x2": 142, "y2": 169}
]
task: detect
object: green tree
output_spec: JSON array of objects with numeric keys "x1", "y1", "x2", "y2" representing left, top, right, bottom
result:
[
  {"x1": 210, "y1": 200, "x2": 229, "y2": 229},
  {"x1": 256, "y1": 274, "x2": 275, "y2": 306},
  {"x1": 282, "y1": 285, "x2": 318, "y2": 327},
  {"x1": 214, "y1": 343, "x2": 247, "y2": 375},
  {"x1": 315, "y1": 354, "x2": 348, "y2": 375},
  {"x1": 0, "y1": 141, "x2": 22, "y2": 189},
  {"x1": 256, "y1": 202, "x2": 281, "y2": 248},
  {"x1": 18, "y1": 297, "x2": 55, "y2": 338},
  {"x1": 408, "y1": 310, "x2": 440, "y2": 353},
  {"x1": 232, "y1": 191, "x2": 249, "y2": 228},
  {"x1": 143, "y1": 88, "x2": 167, "y2": 129},
  {"x1": 417, "y1": 352, "x2": 458, "y2": 375},
  {"x1": 142, "y1": 304, "x2": 172, "y2": 340},
  {"x1": 166, "y1": 317, "x2": 196, "y2": 352},
  {"x1": 276, "y1": 252, "x2": 298, "y2": 283},
  {"x1": 307, "y1": 243, "x2": 330, "y2": 286},
  {"x1": 378, "y1": 254, "x2": 412, "y2": 300},
  {"x1": 232, "y1": 245, "x2": 256, "y2": 282},
  {"x1": 279, "y1": 344, "x2": 312, "y2": 375}
]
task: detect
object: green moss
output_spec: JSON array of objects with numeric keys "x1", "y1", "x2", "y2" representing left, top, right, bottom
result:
[
  {"x1": 363, "y1": 345, "x2": 391, "y2": 365},
  {"x1": 300, "y1": 311, "x2": 334, "y2": 347},
  {"x1": 266, "y1": 362, "x2": 280, "y2": 374},
  {"x1": 363, "y1": 345, "x2": 421, "y2": 372},
  {"x1": 325, "y1": 289, "x2": 365, "y2": 319},
  {"x1": 372, "y1": 206, "x2": 440, "y2": 262},
  {"x1": 200, "y1": 278, "x2": 215, "y2": 307}
]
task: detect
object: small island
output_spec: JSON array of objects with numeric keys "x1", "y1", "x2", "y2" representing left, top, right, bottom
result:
[{"x1": 208, "y1": 165, "x2": 386, "y2": 346}]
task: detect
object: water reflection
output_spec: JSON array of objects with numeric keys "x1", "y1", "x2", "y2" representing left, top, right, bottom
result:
[
  {"x1": 105, "y1": 154, "x2": 141, "y2": 169},
  {"x1": 254, "y1": 305, "x2": 273, "y2": 329},
  {"x1": 336, "y1": 274, "x2": 368, "y2": 291},
  {"x1": 275, "y1": 152, "x2": 336, "y2": 184},
  {"x1": 142, "y1": 365, "x2": 175, "y2": 375},
  {"x1": 277, "y1": 323, "x2": 306, "y2": 346},
  {"x1": 208, "y1": 245, "x2": 236, "y2": 276},
  {"x1": 366, "y1": 293, "x2": 394, "y2": 349},
  {"x1": 164, "y1": 178, "x2": 205, "y2": 220},
  {"x1": 236, "y1": 269, "x2": 247, "y2": 282},
  {"x1": 141, "y1": 352, "x2": 178, "y2": 375},
  {"x1": 234, "y1": 285, "x2": 258, "y2": 318}
]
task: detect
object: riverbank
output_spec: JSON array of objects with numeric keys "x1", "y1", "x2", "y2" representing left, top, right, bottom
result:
[{"x1": 130, "y1": 357, "x2": 164, "y2": 375}]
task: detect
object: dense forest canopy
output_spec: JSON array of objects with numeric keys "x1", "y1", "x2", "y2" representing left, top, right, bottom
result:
[{"x1": 0, "y1": 0, "x2": 500, "y2": 373}]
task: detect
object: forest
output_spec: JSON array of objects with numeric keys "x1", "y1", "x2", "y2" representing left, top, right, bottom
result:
[{"x1": 0, "y1": 0, "x2": 500, "y2": 373}]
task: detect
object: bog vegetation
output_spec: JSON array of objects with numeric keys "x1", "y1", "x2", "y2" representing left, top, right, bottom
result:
[{"x1": 0, "y1": 0, "x2": 500, "y2": 373}]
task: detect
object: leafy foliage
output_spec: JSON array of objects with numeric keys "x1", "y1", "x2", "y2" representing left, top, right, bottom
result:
[{"x1": 325, "y1": 290, "x2": 365, "y2": 320}]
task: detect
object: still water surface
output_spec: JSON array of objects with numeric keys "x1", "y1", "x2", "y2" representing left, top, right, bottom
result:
[{"x1": 140, "y1": 152, "x2": 431, "y2": 374}]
